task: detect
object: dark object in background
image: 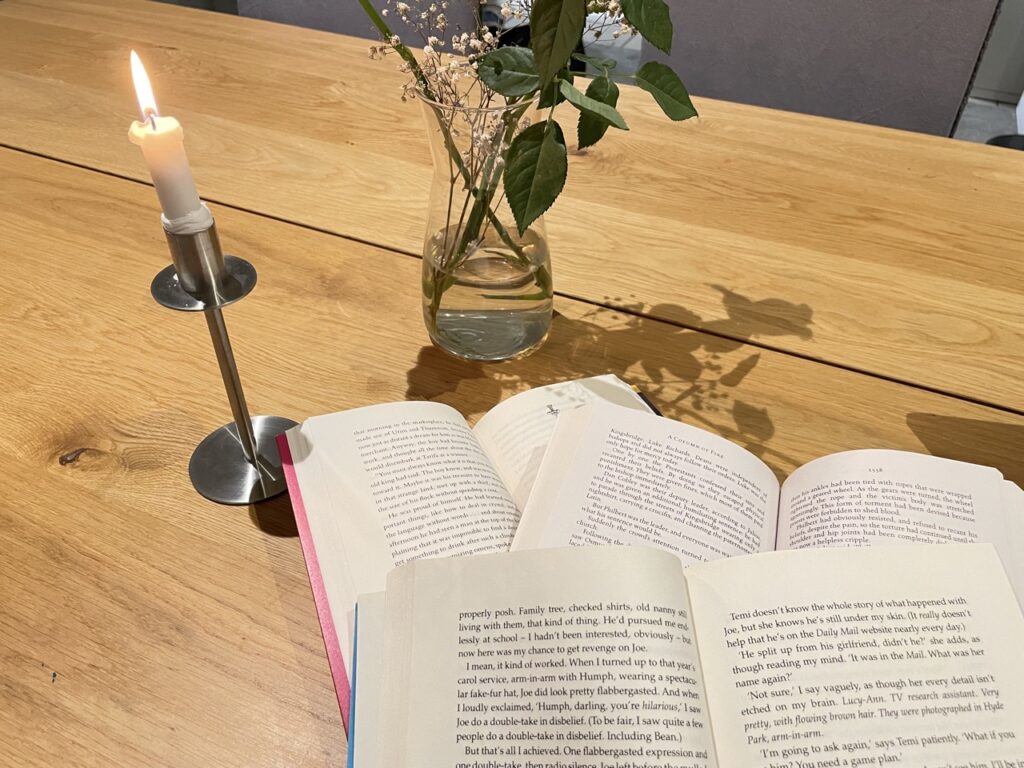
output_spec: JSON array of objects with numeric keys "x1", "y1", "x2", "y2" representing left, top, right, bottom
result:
[
  {"x1": 987, "y1": 134, "x2": 1024, "y2": 150},
  {"x1": 158, "y1": 0, "x2": 238, "y2": 11},
  {"x1": 486, "y1": 22, "x2": 587, "y2": 73},
  {"x1": 493, "y1": 22, "x2": 532, "y2": 49}
]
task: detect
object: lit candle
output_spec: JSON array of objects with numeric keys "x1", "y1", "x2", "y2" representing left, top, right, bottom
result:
[{"x1": 128, "y1": 50, "x2": 212, "y2": 232}]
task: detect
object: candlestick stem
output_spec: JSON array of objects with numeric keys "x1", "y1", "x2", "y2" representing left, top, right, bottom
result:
[{"x1": 205, "y1": 307, "x2": 259, "y2": 466}]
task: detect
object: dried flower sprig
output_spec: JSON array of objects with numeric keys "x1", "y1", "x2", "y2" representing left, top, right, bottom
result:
[{"x1": 362, "y1": 0, "x2": 695, "y2": 235}]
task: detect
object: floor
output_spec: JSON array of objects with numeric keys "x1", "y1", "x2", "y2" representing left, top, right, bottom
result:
[{"x1": 953, "y1": 98, "x2": 1018, "y2": 143}]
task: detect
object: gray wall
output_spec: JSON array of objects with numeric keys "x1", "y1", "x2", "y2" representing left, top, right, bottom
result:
[
  {"x1": 237, "y1": 0, "x2": 478, "y2": 41},
  {"x1": 237, "y1": 0, "x2": 375, "y2": 37},
  {"x1": 644, "y1": 0, "x2": 1001, "y2": 136}
]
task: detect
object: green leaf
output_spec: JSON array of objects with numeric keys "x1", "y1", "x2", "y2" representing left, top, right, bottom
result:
[
  {"x1": 538, "y1": 68, "x2": 573, "y2": 108},
  {"x1": 570, "y1": 52, "x2": 617, "y2": 73},
  {"x1": 577, "y1": 76, "x2": 620, "y2": 149},
  {"x1": 620, "y1": 0, "x2": 673, "y2": 54},
  {"x1": 478, "y1": 47, "x2": 541, "y2": 97},
  {"x1": 530, "y1": 0, "x2": 587, "y2": 84},
  {"x1": 559, "y1": 79, "x2": 628, "y2": 131},
  {"x1": 503, "y1": 120, "x2": 568, "y2": 235},
  {"x1": 635, "y1": 61, "x2": 698, "y2": 120}
]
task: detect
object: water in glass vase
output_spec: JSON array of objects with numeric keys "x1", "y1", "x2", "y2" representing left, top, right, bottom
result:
[{"x1": 422, "y1": 227, "x2": 552, "y2": 362}]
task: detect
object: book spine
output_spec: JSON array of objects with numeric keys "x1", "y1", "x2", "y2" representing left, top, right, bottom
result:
[{"x1": 277, "y1": 433, "x2": 352, "y2": 733}]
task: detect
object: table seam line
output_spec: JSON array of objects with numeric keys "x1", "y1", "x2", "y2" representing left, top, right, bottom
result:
[
  {"x1": 552, "y1": 288, "x2": 1024, "y2": 418},
  {"x1": 5, "y1": 141, "x2": 1019, "y2": 419}
]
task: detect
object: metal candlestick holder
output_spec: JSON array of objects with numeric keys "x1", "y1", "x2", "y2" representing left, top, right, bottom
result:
[{"x1": 151, "y1": 219, "x2": 297, "y2": 505}]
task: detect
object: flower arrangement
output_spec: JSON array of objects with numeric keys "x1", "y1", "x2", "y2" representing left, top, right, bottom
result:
[{"x1": 358, "y1": 0, "x2": 696, "y2": 359}]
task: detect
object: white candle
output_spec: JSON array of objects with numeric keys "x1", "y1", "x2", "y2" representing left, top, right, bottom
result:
[{"x1": 128, "y1": 50, "x2": 211, "y2": 231}]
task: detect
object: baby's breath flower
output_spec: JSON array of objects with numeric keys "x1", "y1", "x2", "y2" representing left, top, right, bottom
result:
[{"x1": 366, "y1": 0, "x2": 619, "y2": 115}]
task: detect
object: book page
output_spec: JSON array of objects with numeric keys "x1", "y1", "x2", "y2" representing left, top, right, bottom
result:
[
  {"x1": 1002, "y1": 480, "x2": 1024, "y2": 605},
  {"x1": 777, "y1": 449, "x2": 1023, "y2": 603},
  {"x1": 377, "y1": 546, "x2": 718, "y2": 768},
  {"x1": 473, "y1": 375, "x2": 651, "y2": 509},
  {"x1": 286, "y1": 400, "x2": 519, "y2": 676},
  {"x1": 514, "y1": 401, "x2": 780, "y2": 566},
  {"x1": 350, "y1": 593, "x2": 385, "y2": 768},
  {"x1": 686, "y1": 544, "x2": 1024, "y2": 768}
]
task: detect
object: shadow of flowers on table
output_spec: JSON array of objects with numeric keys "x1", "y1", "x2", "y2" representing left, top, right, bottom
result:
[
  {"x1": 906, "y1": 413, "x2": 1024, "y2": 487},
  {"x1": 406, "y1": 286, "x2": 814, "y2": 477}
]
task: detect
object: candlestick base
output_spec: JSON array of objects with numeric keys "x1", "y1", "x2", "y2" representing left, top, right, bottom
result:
[{"x1": 188, "y1": 415, "x2": 299, "y2": 505}]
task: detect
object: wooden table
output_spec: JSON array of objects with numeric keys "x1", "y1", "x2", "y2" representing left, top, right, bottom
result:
[
  {"x1": 1, "y1": 2, "x2": 1022, "y2": 766},
  {"x1": 4, "y1": 0, "x2": 1024, "y2": 410}
]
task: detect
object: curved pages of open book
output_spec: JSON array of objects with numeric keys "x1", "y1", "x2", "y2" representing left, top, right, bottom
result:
[
  {"x1": 278, "y1": 374, "x2": 652, "y2": 730},
  {"x1": 351, "y1": 543, "x2": 1024, "y2": 768},
  {"x1": 280, "y1": 378, "x2": 1024, "y2": 739}
]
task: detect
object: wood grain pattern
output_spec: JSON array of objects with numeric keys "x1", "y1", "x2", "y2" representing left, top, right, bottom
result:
[
  {"x1": 0, "y1": 0, "x2": 1022, "y2": 409},
  {"x1": 2, "y1": 147, "x2": 1024, "y2": 766}
]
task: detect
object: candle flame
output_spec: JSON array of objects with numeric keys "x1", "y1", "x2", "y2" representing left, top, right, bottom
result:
[{"x1": 130, "y1": 50, "x2": 159, "y2": 121}]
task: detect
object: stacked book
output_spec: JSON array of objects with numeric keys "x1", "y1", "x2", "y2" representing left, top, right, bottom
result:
[{"x1": 278, "y1": 376, "x2": 1024, "y2": 767}]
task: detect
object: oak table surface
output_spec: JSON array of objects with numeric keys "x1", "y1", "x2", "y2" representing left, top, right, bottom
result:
[
  {"x1": 1, "y1": 0, "x2": 1023, "y2": 410},
  {"x1": 4, "y1": 146, "x2": 1024, "y2": 768}
]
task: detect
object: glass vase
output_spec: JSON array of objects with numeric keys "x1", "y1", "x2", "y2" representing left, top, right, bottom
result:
[{"x1": 418, "y1": 93, "x2": 553, "y2": 361}]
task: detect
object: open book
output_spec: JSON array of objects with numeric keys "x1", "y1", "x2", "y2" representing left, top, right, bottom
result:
[
  {"x1": 514, "y1": 401, "x2": 1024, "y2": 607},
  {"x1": 277, "y1": 375, "x2": 653, "y2": 725},
  {"x1": 351, "y1": 543, "x2": 1024, "y2": 767}
]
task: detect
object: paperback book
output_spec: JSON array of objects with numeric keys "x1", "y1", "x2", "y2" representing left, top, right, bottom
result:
[{"x1": 350, "y1": 543, "x2": 1024, "y2": 767}]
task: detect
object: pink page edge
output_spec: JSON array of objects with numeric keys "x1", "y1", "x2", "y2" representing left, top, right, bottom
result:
[{"x1": 277, "y1": 433, "x2": 352, "y2": 733}]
